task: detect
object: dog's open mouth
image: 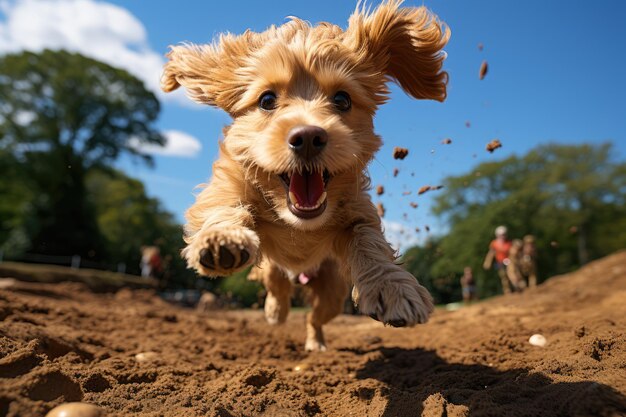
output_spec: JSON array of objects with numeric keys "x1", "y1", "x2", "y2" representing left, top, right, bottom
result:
[{"x1": 279, "y1": 169, "x2": 331, "y2": 219}]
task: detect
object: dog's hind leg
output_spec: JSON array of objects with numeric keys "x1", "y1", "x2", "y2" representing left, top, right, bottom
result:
[
  {"x1": 305, "y1": 259, "x2": 349, "y2": 352},
  {"x1": 250, "y1": 259, "x2": 292, "y2": 325}
]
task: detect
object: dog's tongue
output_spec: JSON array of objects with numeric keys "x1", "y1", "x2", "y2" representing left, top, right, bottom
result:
[
  {"x1": 298, "y1": 273, "x2": 311, "y2": 285},
  {"x1": 289, "y1": 170, "x2": 324, "y2": 208}
]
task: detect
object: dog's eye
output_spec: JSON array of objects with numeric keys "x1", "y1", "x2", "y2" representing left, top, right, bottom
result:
[
  {"x1": 259, "y1": 91, "x2": 277, "y2": 111},
  {"x1": 333, "y1": 91, "x2": 351, "y2": 112}
]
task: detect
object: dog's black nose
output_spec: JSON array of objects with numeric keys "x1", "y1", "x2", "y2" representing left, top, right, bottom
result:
[{"x1": 287, "y1": 125, "x2": 328, "y2": 160}]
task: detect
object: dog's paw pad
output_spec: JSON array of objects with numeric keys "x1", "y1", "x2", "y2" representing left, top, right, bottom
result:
[
  {"x1": 387, "y1": 318, "x2": 407, "y2": 328},
  {"x1": 368, "y1": 313, "x2": 406, "y2": 327},
  {"x1": 200, "y1": 246, "x2": 251, "y2": 271},
  {"x1": 184, "y1": 227, "x2": 259, "y2": 276},
  {"x1": 239, "y1": 249, "x2": 250, "y2": 267},
  {"x1": 199, "y1": 248, "x2": 215, "y2": 269},
  {"x1": 218, "y1": 246, "x2": 235, "y2": 269}
]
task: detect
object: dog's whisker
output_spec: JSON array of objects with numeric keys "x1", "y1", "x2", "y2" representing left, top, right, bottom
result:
[
  {"x1": 371, "y1": 156, "x2": 387, "y2": 173},
  {"x1": 355, "y1": 166, "x2": 363, "y2": 197}
]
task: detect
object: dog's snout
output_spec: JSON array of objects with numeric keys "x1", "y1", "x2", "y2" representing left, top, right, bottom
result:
[{"x1": 287, "y1": 125, "x2": 328, "y2": 160}]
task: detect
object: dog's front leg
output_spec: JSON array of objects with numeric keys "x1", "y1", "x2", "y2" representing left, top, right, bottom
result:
[
  {"x1": 336, "y1": 217, "x2": 434, "y2": 327},
  {"x1": 182, "y1": 203, "x2": 259, "y2": 277}
]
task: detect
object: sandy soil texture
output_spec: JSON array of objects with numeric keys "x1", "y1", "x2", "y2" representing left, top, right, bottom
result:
[{"x1": 1, "y1": 252, "x2": 625, "y2": 416}]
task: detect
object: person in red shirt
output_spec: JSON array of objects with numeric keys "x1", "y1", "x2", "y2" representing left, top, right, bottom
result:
[
  {"x1": 140, "y1": 246, "x2": 163, "y2": 279},
  {"x1": 483, "y1": 225, "x2": 513, "y2": 294}
]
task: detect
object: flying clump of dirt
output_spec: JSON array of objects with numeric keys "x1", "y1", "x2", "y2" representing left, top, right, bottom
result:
[{"x1": 393, "y1": 147, "x2": 409, "y2": 160}]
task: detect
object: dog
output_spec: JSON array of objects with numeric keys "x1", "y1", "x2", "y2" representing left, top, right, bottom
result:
[
  {"x1": 161, "y1": 0, "x2": 450, "y2": 351},
  {"x1": 506, "y1": 239, "x2": 527, "y2": 292},
  {"x1": 507, "y1": 235, "x2": 538, "y2": 290}
]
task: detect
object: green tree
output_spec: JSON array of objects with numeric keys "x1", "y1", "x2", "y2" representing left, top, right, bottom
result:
[
  {"x1": 219, "y1": 268, "x2": 263, "y2": 307},
  {"x1": 0, "y1": 150, "x2": 38, "y2": 257},
  {"x1": 401, "y1": 238, "x2": 459, "y2": 305},
  {"x1": 0, "y1": 50, "x2": 164, "y2": 258},
  {"x1": 85, "y1": 169, "x2": 196, "y2": 288},
  {"x1": 427, "y1": 142, "x2": 626, "y2": 298}
]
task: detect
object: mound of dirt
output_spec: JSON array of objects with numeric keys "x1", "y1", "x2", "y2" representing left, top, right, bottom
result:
[{"x1": 1, "y1": 252, "x2": 625, "y2": 416}]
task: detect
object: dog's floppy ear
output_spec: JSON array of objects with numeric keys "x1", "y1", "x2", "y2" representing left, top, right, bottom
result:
[
  {"x1": 161, "y1": 33, "x2": 255, "y2": 112},
  {"x1": 344, "y1": 0, "x2": 450, "y2": 102}
]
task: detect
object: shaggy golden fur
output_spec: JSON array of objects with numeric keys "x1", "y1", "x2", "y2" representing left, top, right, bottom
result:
[{"x1": 161, "y1": 0, "x2": 450, "y2": 351}]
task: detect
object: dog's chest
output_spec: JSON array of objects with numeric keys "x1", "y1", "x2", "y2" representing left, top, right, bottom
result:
[{"x1": 255, "y1": 222, "x2": 336, "y2": 272}]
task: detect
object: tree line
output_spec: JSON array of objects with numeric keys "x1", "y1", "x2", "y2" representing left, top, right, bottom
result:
[
  {"x1": 0, "y1": 50, "x2": 196, "y2": 287},
  {"x1": 402, "y1": 143, "x2": 626, "y2": 304}
]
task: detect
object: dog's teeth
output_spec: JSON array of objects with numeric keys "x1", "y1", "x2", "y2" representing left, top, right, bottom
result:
[
  {"x1": 316, "y1": 192, "x2": 327, "y2": 207},
  {"x1": 289, "y1": 191, "x2": 326, "y2": 211}
]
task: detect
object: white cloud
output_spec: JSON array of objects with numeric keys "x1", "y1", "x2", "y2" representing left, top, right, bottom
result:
[
  {"x1": 382, "y1": 219, "x2": 422, "y2": 253},
  {"x1": 0, "y1": 0, "x2": 197, "y2": 107},
  {"x1": 131, "y1": 130, "x2": 202, "y2": 158},
  {"x1": 133, "y1": 172, "x2": 198, "y2": 189}
]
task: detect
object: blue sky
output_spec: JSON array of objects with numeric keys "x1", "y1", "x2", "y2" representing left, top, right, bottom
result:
[{"x1": 2, "y1": 0, "x2": 625, "y2": 250}]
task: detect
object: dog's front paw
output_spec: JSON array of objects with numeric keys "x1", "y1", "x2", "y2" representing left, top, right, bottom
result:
[
  {"x1": 184, "y1": 227, "x2": 259, "y2": 277},
  {"x1": 354, "y1": 269, "x2": 434, "y2": 327}
]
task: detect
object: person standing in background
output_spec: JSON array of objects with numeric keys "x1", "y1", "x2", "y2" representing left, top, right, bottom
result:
[
  {"x1": 483, "y1": 226, "x2": 513, "y2": 294},
  {"x1": 140, "y1": 246, "x2": 162, "y2": 279},
  {"x1": 460, "y1": 266, "x2": 477, "y2": 303}
]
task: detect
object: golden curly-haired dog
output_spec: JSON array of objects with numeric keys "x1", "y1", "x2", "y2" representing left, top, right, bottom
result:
[{"x1": 161, "y1": 0, "x2": 450, "y2": 351}]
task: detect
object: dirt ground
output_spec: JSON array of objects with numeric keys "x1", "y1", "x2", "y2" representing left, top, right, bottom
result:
[{"x1": 1, "y1": 252, "x2": 625, "y2": 417}]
